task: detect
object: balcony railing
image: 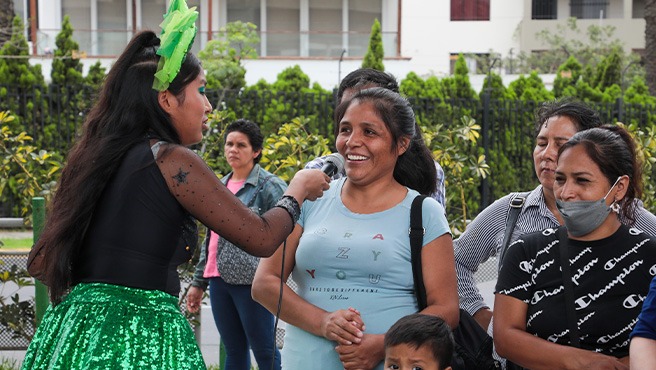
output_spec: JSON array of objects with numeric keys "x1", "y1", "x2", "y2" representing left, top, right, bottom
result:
[
  {"x1": 32, "y1": 29, "x2": 399, "y2": 58},
  {"x1": 570, "y1": 0, "x2": 609, "y2": 19}
]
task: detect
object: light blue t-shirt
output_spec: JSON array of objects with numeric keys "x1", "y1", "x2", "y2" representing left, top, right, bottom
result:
[{"x1": 282, "y1": 178, "x2": 450, "y2": 370}]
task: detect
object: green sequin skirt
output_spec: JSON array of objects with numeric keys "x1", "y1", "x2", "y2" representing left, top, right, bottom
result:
[{"x1": 21, "y1": 283, "x2": 206, "y2": 370}]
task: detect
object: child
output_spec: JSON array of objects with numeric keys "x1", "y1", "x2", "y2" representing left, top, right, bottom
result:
[{"x1": 384, "y1": 313, "x2": 454, "y2": 370}]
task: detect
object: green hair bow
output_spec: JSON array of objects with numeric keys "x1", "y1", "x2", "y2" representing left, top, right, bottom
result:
[{"x1": 153, "y1": 0, "x2": 198, "y2": 91}]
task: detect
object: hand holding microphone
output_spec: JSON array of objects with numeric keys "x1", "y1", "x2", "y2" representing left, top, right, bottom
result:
[
  {"x1": 320, "y1": 153, "x2": 345, "y2": 178},
  {"x1": 285, "y1": 153, "x2": 344, "y2": 201}
]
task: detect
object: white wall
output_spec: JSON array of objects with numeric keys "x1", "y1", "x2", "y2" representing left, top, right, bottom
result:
[
  {"x1": 30, "y1": 57, "x2": 115, "y2": 84},
  {"x1": 401, "y1": 1, "x2": 524, "y2": 76},
  {"x1": 241, "y1": 58, "x2": 413, "y2": 91}
]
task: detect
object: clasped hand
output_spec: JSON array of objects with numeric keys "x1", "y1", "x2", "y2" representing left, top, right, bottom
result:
[
  {"x1": 320, "y1": 307, "x2": 364, "y2": 345},
  {"x1": 321, "y1": 308, "x2": 384, "y2": 370}
]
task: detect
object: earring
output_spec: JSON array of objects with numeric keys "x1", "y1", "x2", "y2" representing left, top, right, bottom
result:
[{"x1": 610, "y1": 202, "x2": 620, "y2": 214}]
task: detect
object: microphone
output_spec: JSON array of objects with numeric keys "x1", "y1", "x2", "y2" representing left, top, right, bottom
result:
[{"x1": 320, "y1": 153, "x2": 345, "y2": 178}]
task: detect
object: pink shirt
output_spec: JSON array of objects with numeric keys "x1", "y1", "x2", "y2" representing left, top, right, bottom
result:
[{"x1": 203, "y1": 178, "x2": 245, "y2": 278}]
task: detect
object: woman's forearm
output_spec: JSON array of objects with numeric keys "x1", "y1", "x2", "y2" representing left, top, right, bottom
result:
[{"x1": 251, "y1": 272, "x2": 327, "y2": 337}]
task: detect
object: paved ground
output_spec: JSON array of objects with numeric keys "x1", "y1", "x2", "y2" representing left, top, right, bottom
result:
[
  {"x1": 0, "y1": 230, "x2": 32, "y2": 239},
  {"x1": 0, "y1": 234, "x2": 499, "y2": 367}
]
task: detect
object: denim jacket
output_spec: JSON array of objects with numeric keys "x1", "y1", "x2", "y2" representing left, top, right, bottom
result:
[{"x1": 191, "y1": 164, "x2": 287, "y2": 289}]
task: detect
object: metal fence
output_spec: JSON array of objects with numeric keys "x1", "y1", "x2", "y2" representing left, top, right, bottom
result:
[
  {"x1": 0, "y1": 252, "x2": 33, "y2": 350},
  {"x1": 0, "y1": 252, "x2": 200, "y2": 350},
  {"x1": 3, "y1": 84, "x2": 656, "y2": 213}
]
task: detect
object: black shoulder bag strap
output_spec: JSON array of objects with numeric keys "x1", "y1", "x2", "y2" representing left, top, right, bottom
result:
[
  {"x1": 557, "y1": 226, "x2": 581, "y2": 348},
  {"x1": 498, "y1": 192, "x2": 530, "y2": 268},
  {"x1": 410, "y1": 195, "x2": 499, "y2": 370},
  {"x1": 410, "y1": 195, "x2": 428, "y2": 310}
]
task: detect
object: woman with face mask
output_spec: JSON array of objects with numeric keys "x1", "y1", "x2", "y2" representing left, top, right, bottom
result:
[{"x1": 493, "y1": 125, "x2": 656, "y2": 370}]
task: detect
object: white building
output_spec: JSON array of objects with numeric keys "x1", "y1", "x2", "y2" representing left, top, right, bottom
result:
[{"x1": 12, "y1": 0, "x2": 647, "y2": 90}]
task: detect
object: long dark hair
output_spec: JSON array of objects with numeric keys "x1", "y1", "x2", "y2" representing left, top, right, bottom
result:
[
  {"x1": 39, "y1": 30, "x2": 203, "y2": 303},
  {"x1": 558, "y1": 124, "x2": 642, "y2": 224},
  {"x1": 334, "y1": 87, "x2": 437, "y2": 196}
]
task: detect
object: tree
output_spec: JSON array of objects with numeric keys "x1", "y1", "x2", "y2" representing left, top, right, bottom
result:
[
  {"x1": 507, "y1": 71, "x2": 553, "y2": 101},
  {"x1": 198, "y1": 21, "x2": 259, "y2": 92},
  {"x1": 442, "y1": 54, "x2": 477, "y2": 101},
  {"x1": 645, "y1": 0, "x2": 656, "y2": 95},
  {"x1": 85, "y1": 61, "x2": 106, "y2": 92},
  {"x1": 508, "y1": 17, "x2": 625, "y2": 74},
  {"x1": 51, "y1": 15, "x2": 83, "y2": 86},
  {"x1": 592, "y1": 48, "x2": 622, "y2": 91},
  {"x1": 0, "y1": 16, "x2": 45, "y2": 134},
  {"x1": 0, "y1": 16, "x2": 44, "y2": 88},
  {"x1": 361, "y1": 19, "x2": 384, "y2": 71},
  {"x1": 553, "y1": 56, "x2": 583, "y2": 98},
  {"x1": 0, "y1": 0, "x2": 14, "y2": 46},
  {"x1": 272, "y1": 65, "x2": 311, "y2": 92},
  {"x1": 197, "y1": 21, "x2": 259, "y2": 154}
]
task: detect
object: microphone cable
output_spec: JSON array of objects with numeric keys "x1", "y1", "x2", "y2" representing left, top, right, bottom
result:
[{"x1": 270, "y1": 238, "x2": 287, "y2": 370}]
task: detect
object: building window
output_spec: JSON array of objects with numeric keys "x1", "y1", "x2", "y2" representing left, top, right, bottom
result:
[
  {"x1": 309, "y1": 0, "x2": 342, "y2": 57},
  {"x1": 570, "y1": 0, "x2": 609, "y2": 19},
  {"x1": 266, "y1": 0, "x2": 300, "y2": 56},
  {"x1": 12, "y1": 0, "x2": 30, "y2": 40},
  {"x1": 62, "y1": 0, "x2": 91, "y2": 52},
  {"x1": 97, "y1": 0, "x2": 127, "y2": 55},
  {"x1": 142, "y1": 0, "x2": 167, "y2": 32},
  {"x1": 451, "y1": 0, "x2": 490, "y2": 21},
  {"x1": 633, "y1": 0, "x2": 645, "y2": 18},
  {"x1": 532, "y1": 0, "x2": 557, "y2": 19},
  {"x1": 227, "y1": 0, "x2": 261, "y2": 55},
  {"x1": 224, "y1": 0, "x2": 393, "y2": 58},
  {"x1": 348, "y1": 0, "x2": 382, "y2": 56}
]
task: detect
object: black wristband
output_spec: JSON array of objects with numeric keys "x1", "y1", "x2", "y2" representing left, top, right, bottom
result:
[{"x1": 274, "y1": 195, "x2": 301, "y2": 225}]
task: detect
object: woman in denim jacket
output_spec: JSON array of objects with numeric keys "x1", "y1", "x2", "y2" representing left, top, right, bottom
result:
[{"x1": 187, "y1": 119, "x2": 287, "y2": 370}]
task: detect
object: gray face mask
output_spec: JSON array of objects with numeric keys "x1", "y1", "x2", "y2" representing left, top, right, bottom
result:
[{"x1": 556, "y1": 177, "x2": 621, "y2": 237}]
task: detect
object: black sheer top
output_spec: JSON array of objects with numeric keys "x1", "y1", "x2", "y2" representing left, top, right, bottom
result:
[{"x1": 73, "y1": 140, "x2": 196, "y2": 295}]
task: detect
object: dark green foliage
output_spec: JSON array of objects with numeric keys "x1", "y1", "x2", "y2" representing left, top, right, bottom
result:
[
  {"x1": 198, "y1": 21, "x2": 259, "y2": 91},
  {"x1": 361, "y1": 19, "x2": 384, "y2": 71},
  {"x1": 401, "y1": 73, "x2": 454, "y2": 130},
  {"x1": 51, "y1": 16, "x2": 83, "y2": 86},
  {"x1": 223, "y1": 66, "x2": 335, "y2": 144},
  {"x1": 85, "y1": 61, "x2": 106, "y2": 91},
  {"x1": 553, "y1": 56, "x2": 583, "y2": 98},
  {"x1": 0, "y1": 16, "x2": 46, "y2": 136},
  {"x1": 572, "y1": 79, "x2": 604, "y2": 102},
  {"x1": 44, "y1": 16, "x2": 99, "y2": 152},
  {"x1": 593, "y1": 49, "x2": 622, "y2": 91},
  {"x1": 625, "y1": 77, "x2": 656, "y2": 105},
  {"x1": 4, "y1": 23, "x2": 656, "y2": 218},
  {"x1": 272, "y1": 65, "x2": 311, "y2": 92},
  {"x1": 441, "y1": 55, "x2": 478, "y2": 102},
  {"x1": 479, "y1": 71, "x2": 511, "y2": 100},
  {"x1": 399, "y1": 72, "x2": 426, "y2": 97},
  {"x1": 0, "y1": 17, "x2": 44, "y2": 88},
  {"x1": 508, "y1": 72, "x2": 553, "y2": 101}
]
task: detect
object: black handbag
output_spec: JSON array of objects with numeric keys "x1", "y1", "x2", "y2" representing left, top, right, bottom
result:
[{"x1": 410, "y1": 195, "x2": 500, "y2": 370}]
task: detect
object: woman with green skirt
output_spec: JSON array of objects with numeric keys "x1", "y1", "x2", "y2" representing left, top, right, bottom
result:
[{"x1": 20, "y1": 1, "x2": 329, "y2": 369}]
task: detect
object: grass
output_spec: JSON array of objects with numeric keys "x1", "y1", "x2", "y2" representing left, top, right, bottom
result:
[
  {"x1": 0, "y1": 358, "x2": 19, "y2": 370},
  {"x1": 0, "y1": 238, "x2": 32, "y2": 250}
]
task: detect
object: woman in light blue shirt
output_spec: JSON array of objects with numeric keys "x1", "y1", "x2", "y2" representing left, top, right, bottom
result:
[{"x1": 253, "y1": 88, "x2": 459, "y2": 370}]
